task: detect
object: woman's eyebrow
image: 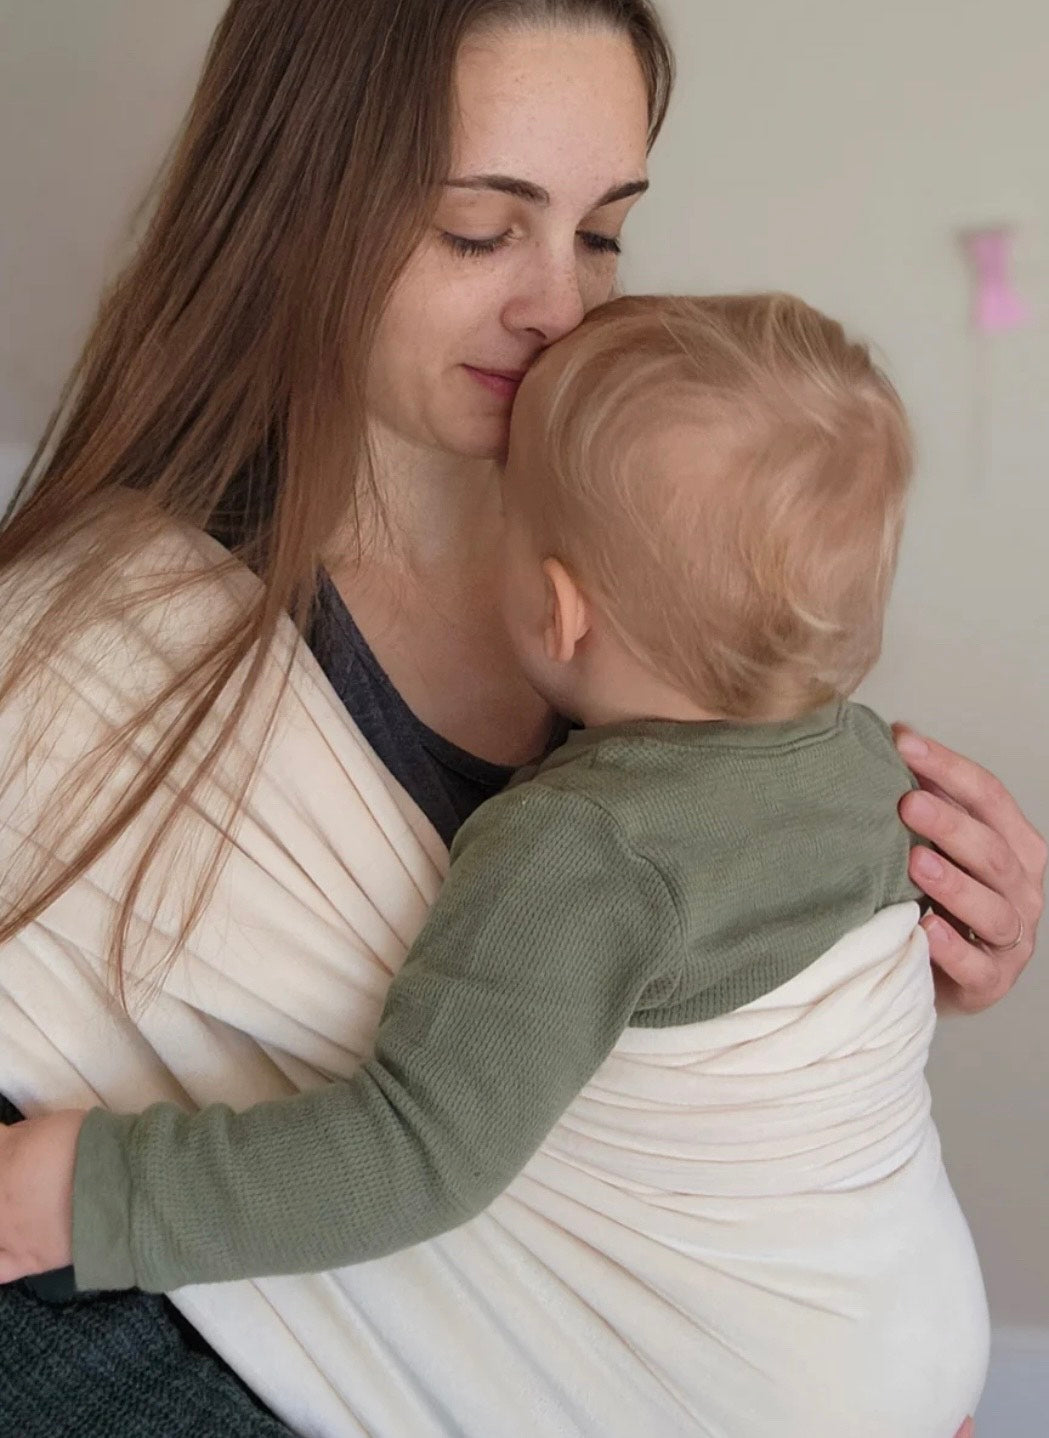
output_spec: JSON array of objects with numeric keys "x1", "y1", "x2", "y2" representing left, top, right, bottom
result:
[{"x1": 445, "y1": 175, "x2": 649, "y2": 207}]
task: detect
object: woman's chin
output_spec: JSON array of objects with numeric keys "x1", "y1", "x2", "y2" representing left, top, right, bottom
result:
[{"x1": 445, "y1": 413, "x2": 513, "y2": 463}]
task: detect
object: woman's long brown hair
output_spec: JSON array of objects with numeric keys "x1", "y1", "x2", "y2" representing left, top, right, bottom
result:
[{"x1": 0, "y1": 0, "x2": 672, "y2": 1000}]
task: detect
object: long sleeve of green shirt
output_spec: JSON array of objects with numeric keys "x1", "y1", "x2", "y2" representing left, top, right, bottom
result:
[
  {"x1": 72, "y1": 703, "x2": 919, "y2": 1294},
  {"x1": 72, "y1": 780, "x2": 683, "y2": 1292}
]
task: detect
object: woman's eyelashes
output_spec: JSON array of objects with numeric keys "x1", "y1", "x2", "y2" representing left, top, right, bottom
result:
[
  {"x1": 441, "y1": 230, "x2": 622, "y2": 259},
  {"x1": 443, "y1": 231, "x2": 511, "y2": 258},
  {"x1": 580, "y1": 232, "x2": 622, "y2": 256}
]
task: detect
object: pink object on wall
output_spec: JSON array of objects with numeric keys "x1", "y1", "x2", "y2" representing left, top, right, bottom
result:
[{"x1": 961, "y1": 227, "x2": 1031, "y2": 333}]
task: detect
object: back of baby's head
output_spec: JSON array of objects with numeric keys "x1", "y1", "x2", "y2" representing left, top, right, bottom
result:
[{"x1": 517, "y1": 293, "x2": 913, "y2": 721}]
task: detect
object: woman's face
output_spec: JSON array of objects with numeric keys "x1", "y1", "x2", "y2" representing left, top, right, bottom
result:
[{"x1": 367, "y1": 25, "x2": 651, "y2": 461}]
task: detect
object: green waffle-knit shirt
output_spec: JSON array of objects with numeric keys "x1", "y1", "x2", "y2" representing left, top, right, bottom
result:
[{"x1": 73, "y1": 700, "x2": 921, "y2": 1293}]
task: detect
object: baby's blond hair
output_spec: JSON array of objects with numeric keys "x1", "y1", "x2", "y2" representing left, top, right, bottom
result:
[{"x1": 521, "y1": 293, "x2": 913, "y2": 720}]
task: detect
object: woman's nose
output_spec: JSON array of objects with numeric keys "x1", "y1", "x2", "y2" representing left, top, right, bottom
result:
[{"x1": 503, "y1": 249, "x2": 587, "y2": 345}]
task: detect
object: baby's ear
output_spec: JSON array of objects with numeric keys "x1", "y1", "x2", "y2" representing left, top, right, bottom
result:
[{"x1": 542, "y1": 558, "x2": 591, "y2": 665}]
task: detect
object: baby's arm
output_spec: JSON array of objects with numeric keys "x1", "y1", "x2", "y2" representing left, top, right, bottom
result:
[{"x1": 68, "y1": 782, "x2": 680, "y2": 1292}]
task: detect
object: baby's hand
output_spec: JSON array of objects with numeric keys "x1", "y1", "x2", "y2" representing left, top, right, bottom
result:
[{"x1": 0, "y1": 1109, "x2": 84, "y2": 1283}]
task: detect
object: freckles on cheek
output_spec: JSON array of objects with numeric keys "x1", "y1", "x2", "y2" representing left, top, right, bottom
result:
[
  {"x1": 420, "y1": 266, "x2": 488, "y2": 349},
  {"x1": 583, "y1": 263, "x2": 620, "y2": 312},
  {"x1": 386, "y1": 239, "x2": 457, "y2": 335}
]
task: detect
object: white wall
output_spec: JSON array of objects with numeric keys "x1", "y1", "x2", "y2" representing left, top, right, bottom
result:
[
  {"x1": 1, "y1": 0, "x2": 1046, "y2": 1422},
  {"x1": 625, "y1": 7, "x2": 1049, "y2": 1426},
  {"x1": 627, "y1": 0, "x2": 1049, "y2": 1337},
  {"x1": 0, "y1": 0, "x2": 221, "y2": 450}
]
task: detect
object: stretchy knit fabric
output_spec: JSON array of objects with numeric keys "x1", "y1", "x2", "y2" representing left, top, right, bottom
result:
[
  {"x1": 0, "y1": 520, "x2": 988, "y2": 1436},
  {"x1": 0, "y1": 568, "x2": 497, "y2": 1436},
  {"x1": 73, "y1": 702, "x2": 922, "y2": 1292}
]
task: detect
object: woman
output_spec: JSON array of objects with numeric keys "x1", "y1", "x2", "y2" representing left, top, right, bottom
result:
[{"x1": 0, "y1": 2, "x2": 1041, "y2": 1434}]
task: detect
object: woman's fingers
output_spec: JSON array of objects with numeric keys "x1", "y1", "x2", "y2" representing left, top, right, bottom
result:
[
  {"x1": 895, "y1": 727, "x2": 1048, "y2": 886},
  {"x1": 951, "y1": 1420, "x2": 974, "y2": 1438},
  {"x1": 903, "y1": 794, "x2": 1039, "y2": 944},
  {"x1": 919, "y1": 910, "x2": 1013, "y2": 1013},
  {"x1": 903, "y1": 799, "x2": 1033, "y2": 1011},
  {"x1": 894, "y1": 726, "x2": 1046, "y2": 1013}
]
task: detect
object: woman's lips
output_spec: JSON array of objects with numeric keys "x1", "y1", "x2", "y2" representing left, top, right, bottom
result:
[{"x1": 464, "y1": 366, "x2": 526, "y2": 402}]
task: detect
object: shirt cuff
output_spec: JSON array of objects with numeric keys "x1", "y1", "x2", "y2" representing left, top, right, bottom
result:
[{"x1": 71, "y1": 1107, "x2": 139, "y2": 1292}]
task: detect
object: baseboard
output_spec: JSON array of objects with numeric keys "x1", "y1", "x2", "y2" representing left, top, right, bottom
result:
[{"x1": 977, "y1": 1325, "x2": 1049, "y2": 1436}]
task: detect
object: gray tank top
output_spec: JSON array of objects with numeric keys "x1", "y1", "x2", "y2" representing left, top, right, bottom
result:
[{"x1": 309, "y1": 573, "x2": 569, "y2": 846}]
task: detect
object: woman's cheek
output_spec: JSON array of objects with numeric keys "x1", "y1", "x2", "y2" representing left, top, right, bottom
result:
[{"x1": 582, "y1": 257, "x2": 620, "y2": 313}]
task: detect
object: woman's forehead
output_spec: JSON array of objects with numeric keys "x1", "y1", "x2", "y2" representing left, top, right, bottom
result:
[{"x1": 452, "y1": 27, "x2": 649, "y2": 207}]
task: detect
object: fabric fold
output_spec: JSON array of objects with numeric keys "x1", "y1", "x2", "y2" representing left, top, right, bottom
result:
[{"x1": 0, "y1": 522, "x2": 987, "y2": 1437}]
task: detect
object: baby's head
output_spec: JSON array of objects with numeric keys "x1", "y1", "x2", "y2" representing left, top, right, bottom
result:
[{"x1": 499, "y1": 293, "x2": 912, "y2": 725}]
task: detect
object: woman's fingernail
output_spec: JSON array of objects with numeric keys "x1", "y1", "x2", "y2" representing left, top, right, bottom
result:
[
  {"x1": 906, "y1": 791, "x2": 937, "y2": 824},
  {"x1": 913, "y1": 847, "x2": 945, "y2": 881},
  {"x1": 926, "y1": 916, "x2": 953, "y2": 944},
  {"x1": 896, "y1": 730, "x2": 929, "y2": 762}
]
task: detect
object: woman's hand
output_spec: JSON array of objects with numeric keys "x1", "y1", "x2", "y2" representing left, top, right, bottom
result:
[
  {"x1": 0, "y1": 1109, "x2": 83, "y2": 1283},
  {"x1": 895, "y1": 727, "x2": 1046, "y2": 1013}
]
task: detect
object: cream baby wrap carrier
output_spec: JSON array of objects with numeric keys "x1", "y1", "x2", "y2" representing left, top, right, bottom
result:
[{"x1": 0, "y1": 525, "x2": 988, "y2": 1436}]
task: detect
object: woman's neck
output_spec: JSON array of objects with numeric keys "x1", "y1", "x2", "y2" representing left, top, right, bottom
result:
[
  {"x1": 341, "y1": 421, "x2": 503, "y2": 575},
  {"x1": 324, "y1": 424, "x2": 556, "y2": 768}
]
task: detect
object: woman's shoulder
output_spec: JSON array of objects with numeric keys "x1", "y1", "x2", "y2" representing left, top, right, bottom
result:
[{"x1": 1, "y1": 494, "x2": 258, "y2": 659}]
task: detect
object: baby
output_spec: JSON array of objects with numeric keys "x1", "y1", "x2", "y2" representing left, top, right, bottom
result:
[{"x1": 2, "y1": 294, "x2": 988, "y2": 1431}]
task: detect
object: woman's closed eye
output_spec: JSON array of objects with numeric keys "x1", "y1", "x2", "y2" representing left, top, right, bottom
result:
[
  {"x1": 579, "y1": 231, "x2": 622, "y2": 256},
  {"x1": 441, "y1": 230, "x2": 622, "y2": 259}
]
